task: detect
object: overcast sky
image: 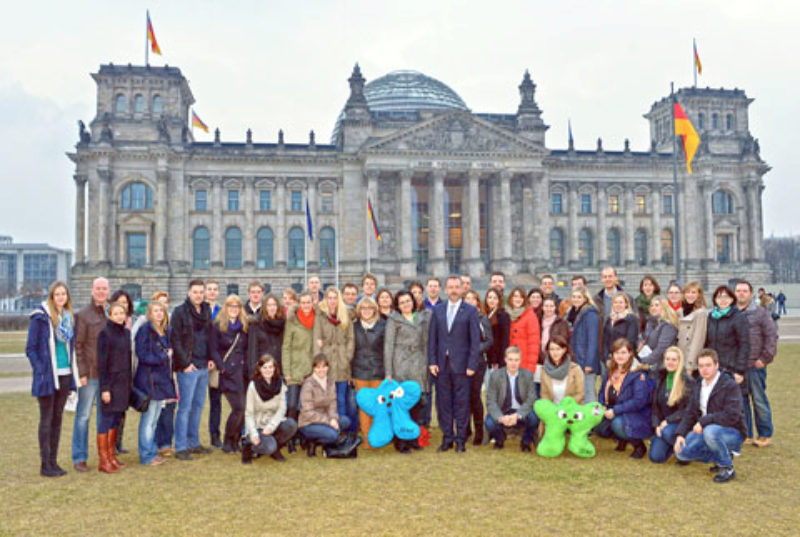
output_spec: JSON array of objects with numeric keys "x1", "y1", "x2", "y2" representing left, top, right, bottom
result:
[{"x1": 1, "y1": 0, "x2": 798, "y2": 251}]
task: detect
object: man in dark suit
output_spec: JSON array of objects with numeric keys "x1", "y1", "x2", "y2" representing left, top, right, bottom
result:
[
  {"x1": 428, "y1": 275, "x2": 481, "y2": 452},
  {"x1": 485, "y1": 346, "x2": 539, "y2": 451}
]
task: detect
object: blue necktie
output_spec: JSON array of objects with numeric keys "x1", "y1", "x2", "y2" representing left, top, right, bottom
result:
[{"x1": 447, "y1": 303, "x2": 456, "y2": 331}]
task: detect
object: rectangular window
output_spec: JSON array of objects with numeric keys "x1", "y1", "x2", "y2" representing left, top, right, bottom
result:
[
  {"x1": 22, "y1": 254, "x2": 58, "y2": 295},
  {"x1": 126, "y1": 233, "x2": 147, "y2": 268},
  {"x1": 580, "y1": 194, "x2": 592, "y2": 214},
  {"x1": 551, "y1": 193, "x2": 563, "y2": 214},
  {"x1": 195, "y1": 189, "x2": 207, "y2": 211},
  {"x1": 608, "y1": 195, "x2": 619, "y2": 214},
  {"x1": 636, "y1": 194, "x2": 647, "y2": 215},
  {"x1": 227, "y1": 190, "x2": 239, "y2": 211},
  {"x1": 662, "y1": 194, "x2": 673, "y2": 215},
  {"x1": 320, "y1": 192, "x2": 334, "y2": 213},
  {"x1": 259, "y1": 190, "x2": 271, "y2": 211},
  {"x1": 716, "y1": 234, "x2": 731, "y2": 264},
  {"x1": 226, "y1": 283, "x2": 239, "y2": 297},
  {"x1": 290, "y1": 190, "x2": 302, "y2": 212}
]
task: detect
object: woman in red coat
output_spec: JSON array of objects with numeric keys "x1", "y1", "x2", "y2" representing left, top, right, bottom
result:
[{"x1": 506, "y1": 287, "x2": 540, "y2": 373}]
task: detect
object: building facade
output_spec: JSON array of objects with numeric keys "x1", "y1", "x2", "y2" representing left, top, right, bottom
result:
[
  {"x1": 0, "y1": 236, "x2": 72, "y2": 312},
  {"x1": 67, "y1": 63, "x2": 770, "y2": 303}
]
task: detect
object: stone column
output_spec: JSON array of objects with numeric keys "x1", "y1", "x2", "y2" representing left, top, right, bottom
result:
[
  {"x1": 703, "y1": 178, "x2": 715, "y2": 261},
  {"x1": 243, "y1": 177, "x2": 255, "y2": 267},
  {"x1": 531, "y1": 171, "x2": 549, "y2": 267},
  {"x1": 624, "y1": 188, "x2": 635, "y2": 265},
  {"x1": 596, "y1": 185, "x2": 608, "y2": 265},
  {"x1": 464, "y1": 169, "x2": 484, "y2": 277},
  {"x1": 398, "y1": 169, "x2": 416, "y2": 278},
  {"x1": 568, "y1": 183, "x2": 579, "y2": 264},
  {"x1": 167, "y1": 167, "x2": 185, "y2": 265},
  {"x1": 495, "y1": 170, "x2": 514, "y2": 273},
  {"x1": 74, "y1": 174, "x2": 87, "y2": 265},
  {"x1": 520, "y1": 173, "x2": 534, "y2": 265},
  {"x1": 428, "y1": 169, "x2": 448, "y2": 276},
  {"x1": 96, "y1": 168, "x2": 111, "y2": 265},
  {"x1": 155, "y1": 170, "x2": 169, "y2": 264},
  {"x1": 306, "y1": 177, "x2": 319, "y2": 269},
  {"x1": 365, "y1": 170, "x2": 379, "y2": 269},
  {"x1": 651, "y1": 189, "x2": 661, "y2": 265},
  {"x1": 754, "y1": 182, "x2": 765, "y2": 260},
  {"x1": 275, "y1": 179, "x2": 287, "y2": 268},
  {"x1": 211, "y1": 177, "x2": 223, "y2": 267}
]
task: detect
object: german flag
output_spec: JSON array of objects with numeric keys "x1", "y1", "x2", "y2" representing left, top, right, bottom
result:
[
  {"x1": 367, "y1": 198, "x2": 382, "y2": 241},
  {"x1": 674, "y1": 101, "x2": 700, "y2": 174},
  {"x1": 147, "y1": 11, "x2": 161, "y2": 55},
  {"x1": 191, "y1": 110, "x2": 209, "y2": 133},
  {"x1": 694, "y1": 39, "x2": 702, "y2": 76}
]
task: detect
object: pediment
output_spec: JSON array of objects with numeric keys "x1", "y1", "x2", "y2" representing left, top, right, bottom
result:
[
  {"x1": 364, "y1": 110, "x2": 541, "y2": 155},
  {"x1": 118, "y1": 212, "x2": 154, "y2": 226}
]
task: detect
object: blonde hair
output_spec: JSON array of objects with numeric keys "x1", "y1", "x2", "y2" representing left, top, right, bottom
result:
[
  {"x1": 146, "y1": 301, "x2": 169, "y2": 336},
  {"x1": 683, "y1": 281, "x2": 708, "y2": 310},
  {"x1": 46, "y1": 280, "x2": 73, "y2": 330},
  {"x1": 663, "y1": 346, "x2": 689, "y2": 407},
  {"x1": 355, "y1": 297, "x2": 378, "y2": 320},
  {"x1": 319, "y1": 287, "x2": 350, "y2": 330},
  {"x1": 216, "y1": 294, "x2": 249, "y2": 333},
  {"x1": 570, "y1": 286, "x2": 596, "y2": 308},
  {"x1": 610, "y1": 291, "x2": 634, "y2": 318},
  {"x1": 650, "y1": 296, "x2": 679, "y2": 329}
]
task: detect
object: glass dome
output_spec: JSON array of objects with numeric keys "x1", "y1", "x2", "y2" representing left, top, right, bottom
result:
[{"x1": 331, "y1": 70, "x2": 468, "y2": 143}]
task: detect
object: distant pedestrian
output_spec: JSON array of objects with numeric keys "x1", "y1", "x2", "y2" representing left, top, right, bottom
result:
[{"x1": 776, "y1": 290, "x2": 787, "y2": 316}]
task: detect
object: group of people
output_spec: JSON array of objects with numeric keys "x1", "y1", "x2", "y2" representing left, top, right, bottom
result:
[{"x1": 25, "y1": 267, "x2": 778, "y2": 483}]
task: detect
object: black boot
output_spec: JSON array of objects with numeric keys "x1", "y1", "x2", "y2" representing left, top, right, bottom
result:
[
  {"x1": 115, "y1": 415, "x2": 129, "y2": 454},
  {"x1": 270, "y1": 449, "x2": 286, "y2": 462},
  {"x1": 210, "y1": 433, "x2": 223, "y2": 449},
  {"x1": 614, "y1": 440, "x2": 628, "y2": 452},
  {"x1": 306, "y1": 441, "x2": 317, "y2": 457},
  {"x1": 241, "y1": 443, "x2": 253, "y2": 464},
  {"x1": 630, "y1": 440, "x2": 646, "y2": 459},
  {"x1": 49, "y1": 433, "x2": 66, "y2": 476}
]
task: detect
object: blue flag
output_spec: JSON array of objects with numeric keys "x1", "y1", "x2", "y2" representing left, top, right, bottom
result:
[
  {"x1": 568, "y1": 119, "x2": 574, "y2": 145},
  {"x1": 306, "y1": 198, "x2": 314, "y2": 241}
]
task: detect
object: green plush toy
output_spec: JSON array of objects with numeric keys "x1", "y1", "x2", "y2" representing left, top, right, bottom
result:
[{"x1": 534, "y1": 397, "x2": 604, "y2": 458}]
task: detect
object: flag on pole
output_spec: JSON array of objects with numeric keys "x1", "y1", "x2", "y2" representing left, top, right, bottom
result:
[
  {"x1": 673, "y1": 101, "x2": 700, "y2": 174},
  {"x1": 367, "y1": 198, "x2": 382, "y2": 241},
  {"x1": 191, "y1": 110, "x2": 209, "y2": 133},
  {"x1": 568, "y1": 119, "x2": 574, "y2": 145},
  {"x1": 147, "y1": 11, "x2": 161, "y2": 55},
  {"x1": 306, "y1": 199, "x2": 314, "y2": 241},
  {"x1": 693, "y1": 39, "x2": 702, "y2": 76}
]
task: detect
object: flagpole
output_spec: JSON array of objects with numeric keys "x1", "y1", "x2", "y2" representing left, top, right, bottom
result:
[
  {"x1": 365, "y1": 197, "x2": 371, "y2": 274},
  {"x1": 670, "y1": 82, "x2": 682, "y2": 284},
  {"x1": 693, "y1": 39, "x2": 697, "y2": 88},
  {"x1": 145, "y1": 11, "x2": 149, "y2": 67},
  {"x1": 335, "y1": 209, "x2": 340, "y2": 289}
]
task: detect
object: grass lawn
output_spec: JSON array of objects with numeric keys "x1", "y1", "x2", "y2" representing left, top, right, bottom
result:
[{"x1": 1, "y1": 346, "x2": 798, "y2": 537}]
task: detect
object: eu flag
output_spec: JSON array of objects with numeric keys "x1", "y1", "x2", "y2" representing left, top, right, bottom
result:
[{"x1": 305, "y1": 198, "x2": 314, "y2": 241}]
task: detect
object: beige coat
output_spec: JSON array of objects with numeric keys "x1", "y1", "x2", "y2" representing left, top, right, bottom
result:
[
  {"x1": 539, "y1": 361, "x2": 585, "y2": 404},
  {"x1": 298, "y1": 375, "x2": 338, "y2": 429},
  {"x1": 678, "y1": 307, "x2": 708, "y2": 372},
  {"x1": 244, "y1": 381, "x2": 288, "y2": 441},
  {"x1": 313, "y1": 309, "x2": 355, "y2": 382}
]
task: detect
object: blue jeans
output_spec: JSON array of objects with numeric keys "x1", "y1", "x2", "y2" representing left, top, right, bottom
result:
[
  {"x1": 676, "y1": 424, "x2": 742, "y2": 468},
  {"x1": 649, "y1": 422, "x2": 679, "y2": 463},
  {"x1": 72, "y1": 378, "x2": 101, "y2": 463},
  {"x1": 584, "y1": 373, "x2": 597, "y2": 403},
  {"x1": 744, "y1": 368, "x2": 773, "y2": 438},
  {"x1": 485, "y1": 412, "x2": 539, "y2": 446},
  {"x1": 335, "y1": 381, "x2": 359, "y2": 433},
  {"x1": 174, "y1": 368, "x2": 209, "y2": 452},
  {"x1": 300, "y1": 416, "x2": 351, "y2": 446},
  {"x1": 155, "y1": 401, "x2": 175, "y2": 450},
  {"x1": 139, "y1": 399, "x2": 164, "y2": 465}
]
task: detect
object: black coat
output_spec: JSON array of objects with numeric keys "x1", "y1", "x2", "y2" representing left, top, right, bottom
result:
[
  {"x1": 705, "y1": 308, "x2": 750, "y2": 377},
  {"x1": 676, "y1": 371, "x2": 746, "y2": 438},
  {"x1": 487, "y1": 309, "x2": 510, "y2": 368},
  {"x1": 133, "y1": 322, "x2": 176, "y2": 401},
  {"x1": 352, "y1": 318, "x2": 386, "y2": 380},
  {"x1": 247, "y1": 318, "x2": 285, "y2": 378},
  {"x1": 211, "y1": 324, "x2": 249, "y2": 394},
  {"x1": 651, "y1": 369, "x2": 694, "y2": 429},
  {"x1": 602, "y1": 314, "x2": 639, "y2": 363},
  {"x1": 97, "y1": 320, "x2": 132, "y2": 413},
  {"x1": 478, "y1": 315, "x2": 494, "y2": 362},
  {"x1": 171, "y1": 298, "x2": 213, "y2": 371}
]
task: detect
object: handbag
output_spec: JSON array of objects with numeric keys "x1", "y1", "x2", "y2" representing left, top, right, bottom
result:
[
  {"x1": 129, "y1": 385, "x2": 151, "y2": 413},
  {"x1": 209, "y1": 333, "x2": 240, "y2": 389}
]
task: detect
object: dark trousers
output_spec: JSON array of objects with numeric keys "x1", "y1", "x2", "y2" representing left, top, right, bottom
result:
[
  {"x1": 286, "y1": 384, "x2": 301, "y2": 423},
  {"x1": 209, "y1": 385, "x2": 222, "y2": 440},
  {"x1": 37, "y1": 375, "x2": 71, "y2": 467},
  {"x1": 115, "y1": 412, "x2": 127, "y2": 450},
  {"x1": 467, "y1": 360, "x2": 487, "y2": 439},
  {"x1": 155, "y1": 401, "x2": 175, "y2": 450},
  {"x1": 223, "y1": 391, "x2": 245, "y2": 447},
  {"x1": 251, "y1": 419, "x2": 298, "y2": 456},
  {"x1": 435, "y1": 364, "x2": 471, "y2": 444},
  {"x1": 99, "y1": 411, "x2": 123, "y2": 434}
]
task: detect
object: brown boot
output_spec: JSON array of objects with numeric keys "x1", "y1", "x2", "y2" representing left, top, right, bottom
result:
[
  {"x1": 107, "y1": 429, "x2": 126, "y2": 469},
  {"x1": 97, "y1": 434, "x2": 117, "y2": 474}
]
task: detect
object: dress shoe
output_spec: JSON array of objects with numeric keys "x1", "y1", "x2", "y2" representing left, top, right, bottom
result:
[
  {"x1": 175, "y1": 450, "x2": 193, "y2": 461},
  {"x1": 755, "y1": 437, "x2": 772, "y2": 448},
  {"x1": 493, "y1": 442, "x2": 504, "y2": 450},
  {"x1": 713, "y1": 466, "x2": 736, "y2": 483},
  {"x1": 73, "y1": 461, "x2": 89, "y2": 472},
  {"x1": 49, "y1": 460, "x2": 67, "y2": 476},
  {"x1": 190, "y1": 445, "x2": 213, "y2": 455},
  {"x1": 520, "y1": 443, "x2": 532, "y2": 453},
  {"x1": 455, "y1": 442, "x2": 466, "y2": 453},
  {"x1": 241, "y1": 444, "x2": 253, "y2": 465},
  {"x1": 675, "y1": 460, "x2": 690, "y2": 466},
  {"x1": 270, "y1": 450, "x2": 287, "y2": 462},
  {"x1": 437, "y1": 441, "x2": 453, "y2": 453},
  {"x1": 210, "y1": 434, "x2": 223, "y2": 449}
]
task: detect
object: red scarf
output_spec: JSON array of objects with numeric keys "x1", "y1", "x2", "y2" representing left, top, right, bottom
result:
[
  {"x1": 297, "y1": 308, "x2": 315, "y2": 330},
  {"x1": 326, "y1": 313, "x2": 340, "y2": 327},
  {"x1": 668, "y1": 301, "x2": 682, "y2": 313}
]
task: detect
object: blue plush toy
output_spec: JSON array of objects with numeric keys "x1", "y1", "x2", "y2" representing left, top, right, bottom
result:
[{"x1": 356, "y1": 379, "x2": 421, "y2": 448}]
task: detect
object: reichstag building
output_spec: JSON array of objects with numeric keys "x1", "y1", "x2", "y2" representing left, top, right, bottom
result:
[{"x1": 67, "y1": 63, "x2": 770, "y2": 301}]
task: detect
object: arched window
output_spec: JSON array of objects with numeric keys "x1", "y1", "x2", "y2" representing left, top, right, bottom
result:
[
  {"x1": 256, "y1": 227, "x2": 274, "y2": 269},
  {"x1": 193, "y1": 227, "x2": 210, "y2": 269},
  {"x1": 225, "y1": 227, "x2": 242, "y2": 269},
  {"x1": 712, "y1": 190, "x2": 734, "y2": 214},
  {"x1": 288, "y1": 227, "x2": 305, "y2": 268},
  {"x1": 115, "y1": 93, "x2": 127, "y2": 114},
  {"x1": 152, "y1": 95, "x2": 163, "y2": 115},
  {"x1": 120, "y1": 182, "x2": 154, "y2": 210},
  {"x1": 319, "y1": 227, "x2": 336, "y2": 268},
  {"x1": 607, "y1": 228, "x2": 621, "y2": 266},
  {"x1": 134, "y1": 94, "x2": 144, "y2": 113},
  {"x1": 726, "y1": 113, "x2": 734, "y2": 131},
  {"x1": 661, "y1": 229, "x2": 674, "y2": 265},
  {"x1": 578, "y1": 228, "x2": 594, "y2": 266},
  {"x1": 698, "y1": 112, "x2": 705, "y2": 130},
  {"x1": 549, "y1": 228, "x2": 565, "y2": 267},
  {"x1": 634, "y1": 229, "x2": 648, "y2": 266}
]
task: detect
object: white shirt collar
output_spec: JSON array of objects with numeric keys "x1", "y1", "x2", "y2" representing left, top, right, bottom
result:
[
  {"x1": 448, "y1": 298, "x2": 462, "y2": 309},
  {"x1": 702, "y1": 371, "x2": 721, "y2": 388}
]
